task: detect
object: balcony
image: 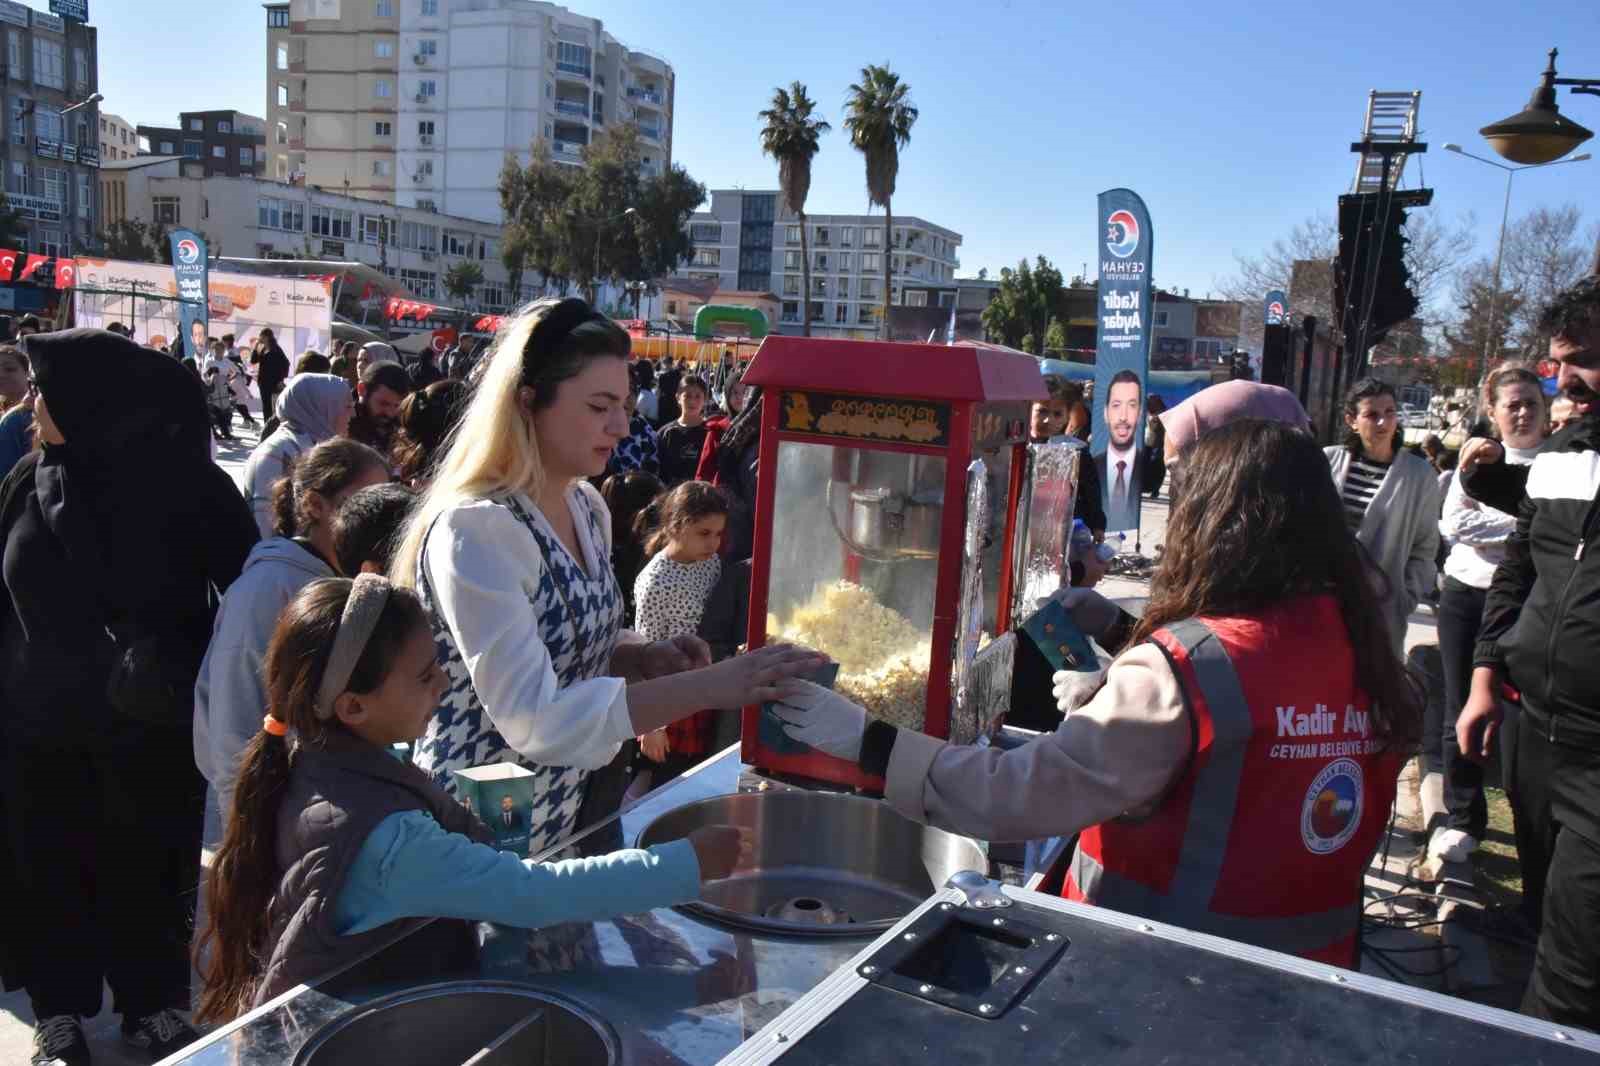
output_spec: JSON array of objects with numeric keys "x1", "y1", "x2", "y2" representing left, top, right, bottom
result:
[
  {"x1": 555, "y1": 61, "x2": 591, "y2": 80},
  {"x1": 553, "y1": 140, "x2": 583, "y2": 162},
  {"x1": 638, "y1": 124, "x2": 661, "y2": 142},
  {"x1": 626, "y1": 87, "x2": 663, "y2": 107},
  {"x1": 554, "y1": 99, "x2": 589, "y2": 120}
]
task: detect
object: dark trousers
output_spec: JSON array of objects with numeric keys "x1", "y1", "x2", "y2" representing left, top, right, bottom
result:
[
  {"x1": 261, "y1": 382, "x2": 283, "y2": 424},
  {"x1": 2, "y1": 727, "x2": 203, "y2": 1020},
  {"x1": 1436, "y1": 577, "x2": 1489, "y2": 838},
  {"x1": 208, "y1": 403, "x2": 234, "y2": 439},
  {"x1": 1518, "y1": 725, "x2": 1600, "y2": 1029}
]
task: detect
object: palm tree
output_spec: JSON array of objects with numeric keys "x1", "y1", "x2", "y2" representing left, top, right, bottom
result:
[
  {"x1": 844, "y1": 64, "x2": 917, "y2": 338},
  {"x1": 759, "y1": 82, "x2": 830, "y2": 337}
]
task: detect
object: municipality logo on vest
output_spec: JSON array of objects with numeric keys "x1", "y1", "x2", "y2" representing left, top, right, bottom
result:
[
  {"x1": 1301, "y1": 758, "x2": 1363, "y2": 854},
  {"x1": 1104, "y1": 209, "x2": 1140, "y2": 259},
  {"x1": 176, "y1": 238, "x2": 201, "y2": 265}
]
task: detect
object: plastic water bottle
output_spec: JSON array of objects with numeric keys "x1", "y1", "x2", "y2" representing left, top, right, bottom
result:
[{"x1": 1069, "y1": 518, "x2": 1095, "y2": 562}]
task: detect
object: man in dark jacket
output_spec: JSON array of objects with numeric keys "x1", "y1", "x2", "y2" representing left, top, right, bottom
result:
[
  {"x1": 250, "y1": 329, "x2": 291, "y2": 423},
  {"x1": 1457, "y1": 276, "x2": 1600, "y2": 1031},
  {"x1": 655, "y1": 357, "x2": 682, "y2": 429},
  {"x1": 348, "y1": 361, "x2": 411, "y2": 457}
]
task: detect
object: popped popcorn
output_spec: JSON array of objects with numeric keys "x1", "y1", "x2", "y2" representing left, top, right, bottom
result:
[{"x1": 772, "y1": 581, "x2": 931, "y2": 731}]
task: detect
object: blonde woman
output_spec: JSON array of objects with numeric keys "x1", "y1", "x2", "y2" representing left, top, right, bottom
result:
[{"x1": 391, "y1": 298, "x2": 822, "y2": 852}]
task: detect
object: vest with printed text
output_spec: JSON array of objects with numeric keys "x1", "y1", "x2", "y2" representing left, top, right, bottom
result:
[{"x1": 1064, "y1": 595, "x2": 1401, "y2": 967}]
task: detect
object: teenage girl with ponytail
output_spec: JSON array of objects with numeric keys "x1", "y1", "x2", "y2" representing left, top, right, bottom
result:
[{"x1": 196, "y1": 575, "x2": 751, "y2": 1022}]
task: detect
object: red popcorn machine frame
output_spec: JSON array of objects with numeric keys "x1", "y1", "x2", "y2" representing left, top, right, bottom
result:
[{"x1": 740, "y1": 337, "x2": 1057, "y2": 790}]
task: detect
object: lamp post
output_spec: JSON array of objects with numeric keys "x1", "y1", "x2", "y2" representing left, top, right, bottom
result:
[
  {"x1": 592, "y1": 206, "x2": 637, "y2": 306},
  {"x1": 1441, "y1": 142, "x2": 1591, "y2": 379},
  {"x1": 1480, "y1": 48, "x2": 1600, "y2": 271}
]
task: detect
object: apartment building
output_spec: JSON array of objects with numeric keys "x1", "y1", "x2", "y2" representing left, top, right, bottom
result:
[
  {"x1": 684, "y1": 189, "x2": 962, "y2": 337},
  {"x1": 98, "y1": 109, "x2": 134, "y2": 162},
  {"x1": 117, "y1": 168, "x2": 529, "y2": 312},
  {"x1": 0, "y1": 0, "x2": 99, "y2": 257},
  {"x1": 267, "y1": 0, "x2": 673, "y2": 225},
  {"x1": 137, "y1": 110, "x2": 268, "y2": 178}
]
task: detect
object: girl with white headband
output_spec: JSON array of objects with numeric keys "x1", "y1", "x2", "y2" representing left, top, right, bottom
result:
[{"x1": 195, "y1": 575, "x2": 753, "y2": 1022}]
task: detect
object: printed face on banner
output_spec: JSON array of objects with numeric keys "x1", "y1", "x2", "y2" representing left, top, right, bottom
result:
[{"x1": 1106, "y1": 377, "x2": 1142, "y2": 449}]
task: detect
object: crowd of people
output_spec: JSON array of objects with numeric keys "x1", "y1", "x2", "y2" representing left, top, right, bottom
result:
[{"x1": 0, "y1": 274, "x2": 1593, "y2": 1066}]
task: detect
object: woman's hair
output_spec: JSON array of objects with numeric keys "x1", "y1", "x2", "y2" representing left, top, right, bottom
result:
[
  {"x1": 1131, "y1": 419, "x2": 1421, "y2": 747},
  {"x1": 296, "y1": 351, "x2": 331, "y2": 375},
  {"x1": 269, "y1": 437, "x2": 389, "y2": 539},
  {"x1": 194, "y1": 578, "x2": 429, "y2": 1023},
  {"x1": 0, "y1": 345, "x2": 27, "y2": 413},
  {"x1": 601, "y1": 469, "x2": 665, "y2": 551},
  {"x1": 1340, "y1": 377, "x2": 1400, "y2": 458},
  {"x1": 389, "y1": 298, "x2": 630, "y2": 588},
  {"x1": 391, "y1": 379, "x2": 467, "y2": 484},
  {"x1": 1146, "y1": 394, "x2": 1167, "y2": 416},
  {"x1": 640, "y1": 480, "x2": 729, "y2": 556},
  {"x1": 329, "y1": 354, "x2": 354, "y2": 384},
  {"x1": 1482, "y1": 364, "x2": 1545, "y2": 439},
  {"x1": 724, "y1": 369, "x2": 746, "y2": 412}
]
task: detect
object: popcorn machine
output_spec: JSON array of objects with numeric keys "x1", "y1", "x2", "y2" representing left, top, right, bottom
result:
[{"x1": 741, "y1": 337, "x2": 1057, "y2": 789}]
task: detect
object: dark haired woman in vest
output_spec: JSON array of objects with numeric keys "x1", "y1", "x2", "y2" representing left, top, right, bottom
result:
[
  {"x1": 196, "y1": 576, "x2": 752, "y2": 1022},
  {"x1": 388, "y1": 298, "x2": 826, "y2": 855},
  {"x1": 775, "y1": 418, "x2": 1422, "y2": 968}
]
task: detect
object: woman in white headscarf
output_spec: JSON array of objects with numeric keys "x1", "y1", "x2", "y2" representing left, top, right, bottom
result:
[{"x1": 241, "y1": 373, "x2": 355, "y2": 535}]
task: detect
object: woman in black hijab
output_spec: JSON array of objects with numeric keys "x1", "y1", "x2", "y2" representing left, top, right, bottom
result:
[{"x1": 0, "y1": 329, "x2": 257, "y2": 1065}]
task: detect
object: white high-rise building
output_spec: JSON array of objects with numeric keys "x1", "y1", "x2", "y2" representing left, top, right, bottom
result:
[{"x1": 267, "y1": 0, "x2": 674, "y2": 224}]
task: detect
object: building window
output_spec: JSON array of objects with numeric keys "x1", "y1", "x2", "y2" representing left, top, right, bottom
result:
[
  {"x1": 374, "y1": 79, "x2": 392, "y2": 99},
  {"x1": 399, "y1": 267, "x2": 436, "y2": 299},
  {"x1": 416, "y1": 159, "x2": 434, "y2": 175},
  {"x1": 158, "y1": 140, "x2": 174, "y2": 154},
  {"x1": 258, "y1": 196, "x2": 305, "y2": 231},
  {"x1": 373, "y1": 159, "x2": 392, "y2": 177},
  {"x1": 812, "y1": 277, "x2": 827, "y2": 297},
  {"x1": 217, "y1": 119, "x2": 232, "y2": 134},
  {"x1": 5, "y1": 30, "x2": 19, "y2": 72},
  {"x1": 417, "y1": 79, "x2": 437, "y2": 98},
  {"x1": 276, "y1": 43, "x2": 288, "y2": 70},
  {"x1": 783, "y1": 250, "x2": 800, "y2": 270},
  {"x1": 183, "y1": 140, "x2": 202, "y2": 159},
  {"x1": 361, "y1": 214, "x2": 394, "y2": 245},
  {"x1": 1153, "y1": 310, "x2": 1169, "y2": 328},
  {"x1": 211, "y1": 144, "x2": 226, "y2": 159},
  {"x1": 781, "y1": 301, "x2": 799, "y2": 324},
  {"x1": 419, "y1": 38, "x2": 438, "y2": 56},
  {"x1": 692, "y1": 247, "x2": 720, "y2": 267},
  {"x1": 420, "y1": 0, "x2": 438, "y2": 14},
  {"x1": 241, "y1": 147, "x2": 255, "y2": 165},
  {"x1": 276, "y1": 121, "x2": 289, "y2": 144},
  {"x1": 556, "y1": 42, "x2": 591, "y2": 77},
  {"x1": 860, "y1": 252, "x2": 881, "y2": 273},
  {"x1": 187, "y1": 118, "x2": 202, "y2": 131},
  {"x1": 839, "y1": 226, "x2": 854, "y2": 247},
  {"x1": 905, "y1": 290, "x2": 928, "y2": 307},
  {"x1": 785, "y1": 225, "x2": 800, "y2": 244},
  {"x1": 276, "y1": 156, "x2": 288, "y2": 180},
  {"x1": 268, "y1": 7, "x2": 289, "y2": 27},
  {"x1": 33, "y1": 106, "x2": 63, "y2": 143},
  {"x1": 938, "y1": 291, "x2": 956, "y2": 308},
  {"x1": 837, "y1": 252, "x2": 850, "y2": 272},
  {"x1": 310, "y1": 205, "x2": 353, "y2": 238},
  {"x1": 814, "y1": 226, "x2": 830, "y2": 246},
  {"x1": 863, "y1": 227, "x2": 882, "y2": 248},
  {"x1": 442, "y1": 230, "x2": 470, "y2": 256},
  {"x1": 7, "y1": 97, "x2": 26, "y2": 146},
  {"x1": 835, "y1": 304, "x2": 848, "y2": 324},
  {"x1": 782, "y1": 276, "x2": 800, "y2": 296},
  {"x1": 375, "y1": 120, "x2": 392, "y2": 136},
  {"x1": 153, "y1": 196, "x2": 181, "y2": 225},
  {"x1": 277, "y1": 83, "x2": 288, "y2": 107},
  {"x1": 417, "y1": 119, "x2": 434, "y2": 137},
  {"x1": 6, "y1": 161, "x2": 26, "y2": 196},
  {"x1": 37, "y1": 228, "x2": 62, "y2": 257},
  {"x1": 398, "y1": 219, "x2": 437, "y2": 251},
  {"x1": 689, "y1": 222, "x2": 720, "y2": 242},
  {"x1": 375, "y1": 0, "x2": 394, "y2": 15},
  {"x1": 72, "y1": 47, "x2": 87, "y2": 87},
  {"x1": 32, "y1": 38, "x2": 63, "y2": 90},
  {"x1": 859, "y1": 280, "x2": 880, "y2": 300},
  {"x1": 813, "y1": 253, "x2": 828, "y2": 272},
  {"x1": 375, "y1": 40, "x2": 394, "y2": 59}
]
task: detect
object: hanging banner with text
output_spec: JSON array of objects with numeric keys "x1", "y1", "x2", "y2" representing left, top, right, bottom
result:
[
  {"x1": 168, "y1": 229, "x2": 209, "y2": 361},
  {"x1": 1092, "y1": 188, "x2": 1154, "y2": 537},
  {"x1": 1265, "y1": 288, "x2": 1288, "y2": 326}
]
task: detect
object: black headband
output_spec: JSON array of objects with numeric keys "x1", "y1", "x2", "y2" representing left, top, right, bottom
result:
[{"x1": 522, "y1": 298, "x2": 605, "y2": 384}]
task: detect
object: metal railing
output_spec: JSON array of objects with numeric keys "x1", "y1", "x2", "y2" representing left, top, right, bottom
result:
[
  {"x1": 627, "y1": 87, "x2": 663, "y2": 105},
  {"x1": 556, "y1": 61, "x2": 591, "y2": 78},
  {"x1": 638, "y1": 125, "x2": 661, "y2": 141},
  {"x1": 554, "y1": 100, "x2": 589, "y2": 118}
]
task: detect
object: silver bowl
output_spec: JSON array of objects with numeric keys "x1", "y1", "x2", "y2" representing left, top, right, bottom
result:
[{"x1": 637, "y1": 791, "x2": 987, "y2": 937}]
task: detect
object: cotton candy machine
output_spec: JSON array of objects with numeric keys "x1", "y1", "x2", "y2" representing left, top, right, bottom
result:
[{"x1": 635, "y1": 791, "x2": 987, "y2": 937}]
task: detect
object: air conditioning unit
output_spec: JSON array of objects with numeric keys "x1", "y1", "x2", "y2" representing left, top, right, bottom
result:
[
  {"x1": 419, "y1": 133, "x2": 433, "y2": 146},
  {"x1": 412, "y1": 173, "x2": 425, "y2": 183},
  {"x1": 421, "y1": 251, "x2": 436, "y2": 261},
  {"x1": 415, "y1": 93, "x2": 429, "y2": 103},
  {"x1": 413, "y1": 54, "x2": 427, "y2": 65}
]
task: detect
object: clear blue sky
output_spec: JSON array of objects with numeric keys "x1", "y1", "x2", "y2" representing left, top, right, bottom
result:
[{"x1": 96, "y1": 0, "x2": 1597, "y2": 299}]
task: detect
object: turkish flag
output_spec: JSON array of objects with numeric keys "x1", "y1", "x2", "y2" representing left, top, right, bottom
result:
[
  {"x1": 54, "y1": 259, "x2": 75, "y2": 289},
  {"x1": 19, "y1": 254, "x2": 49, "y2": 281},
  {"x1": 415, "y1": 303, "x2": 435, "y2": 320},
  {"x1": 361, "y1": 281, "x2": 374, "y2": 299},
  {"x1": 431, "y1": 327, "x2": 457, "y2": 354},
  {"x1": 0, "y1": 249, "x2": 18, "y2": 281},
  {"x1": 385, "y1": 297, "x2": 402, "y2": 319}
]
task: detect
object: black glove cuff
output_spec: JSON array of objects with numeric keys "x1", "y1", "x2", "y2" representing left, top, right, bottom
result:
[{"x1": 859, "y1": 719, "x2": 899, "y2": 778}]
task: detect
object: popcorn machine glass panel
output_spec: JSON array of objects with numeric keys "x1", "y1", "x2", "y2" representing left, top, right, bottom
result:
[{"x1": 763, "y1": 439, "x2": 947, "y2": 733}]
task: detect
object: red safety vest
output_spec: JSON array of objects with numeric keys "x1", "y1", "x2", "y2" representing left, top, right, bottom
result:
[{"x1": 1063, "y1": 595, "x2": 1401, "y2": 967}]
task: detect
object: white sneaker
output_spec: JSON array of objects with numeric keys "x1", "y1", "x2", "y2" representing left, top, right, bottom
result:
[{"x1": 1428, "y1": 828, "x2": 1478, "y2": 863}]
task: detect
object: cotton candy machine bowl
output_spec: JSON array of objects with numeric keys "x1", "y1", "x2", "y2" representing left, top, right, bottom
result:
[{"x1": 636, "y1": 791, "x2": 987, "y2": 937}]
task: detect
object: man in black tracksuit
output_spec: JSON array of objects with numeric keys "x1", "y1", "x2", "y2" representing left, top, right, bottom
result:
[{"x1": 1458, "y1": 276, "x2": 1600, "y2": 1030}]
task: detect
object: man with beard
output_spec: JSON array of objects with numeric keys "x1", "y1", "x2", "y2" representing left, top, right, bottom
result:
[
  {"x1": 1091, "y1": 369, "x2": 1145, "y2": 532},
  {"x1": 347, "y1": 361, "x2": 410, "y2": 457},
  {"x1": 1457, "y1": 275, "x2": 1600, "y2": 1032}
]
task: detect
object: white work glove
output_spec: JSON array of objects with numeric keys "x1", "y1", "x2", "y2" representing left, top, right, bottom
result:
[
  {"x1": 769, "y1": 680, "x2": 868, "y2": 762},
  {"x1": 1052, "y1": 663, "x2": 1109, "y2": 715},
  {"x1": 1038, "y1": 586, "x2": 1122, "y2": 641}
]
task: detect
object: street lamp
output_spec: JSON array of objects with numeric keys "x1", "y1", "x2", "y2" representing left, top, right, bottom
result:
[
  {"x1": 60, "y1": 92, "x2": 103, "y2": 115},
  {"x1": 1442, "y1": 142, "x2": 1591, "y2": 378},
  {"x1": 593, "y1": 206, "x2": 637, "y2": 305},
  {"x1": 1480, "y1": 49, "x2": 1594, "y2": 165}
]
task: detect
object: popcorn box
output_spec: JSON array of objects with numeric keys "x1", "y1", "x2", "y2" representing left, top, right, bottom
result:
[{"x1": 453, "y1": 762, "x2": 539, "y2": 854}]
